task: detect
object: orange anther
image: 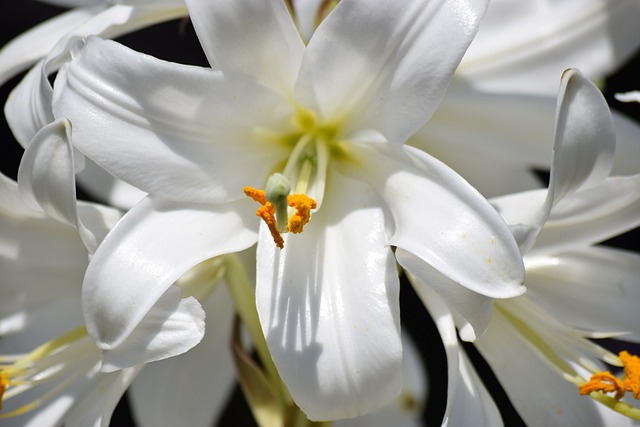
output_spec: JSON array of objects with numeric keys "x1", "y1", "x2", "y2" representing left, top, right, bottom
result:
[
  {"x1": 621, "y1": 351, "x2": 640, "y2": 399},
  {"x1": 580, "y1": 351, "x2": 640, "y2": 400},
  {"x1": 243, "y1": 186, "x2": 268, "y2": 205},
  {"x1": 580, "y1": 371, "x2": 626, "y2": 399},
  {"x1": 245, "y1": 186, "x2": 284, "y2": 249},
  {"x1": 287, "y1": 194, "x2": 317, "y2": 234},
  {"x1": 0, "y1": 373, "x2": 8, "y2": 411}
]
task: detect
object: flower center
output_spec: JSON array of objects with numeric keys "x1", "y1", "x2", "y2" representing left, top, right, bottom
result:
[{"x1": 246, "y1": 106, "x2": 339, "y2": 248}]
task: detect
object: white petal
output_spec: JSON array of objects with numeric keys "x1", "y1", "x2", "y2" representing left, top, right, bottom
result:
[
  {"x1": 296, "y1": 0, "x2": 488, "y2": 144},
  {"x1": 256, "y1": 169, "x2": 402, "y2": 420},
  {"x1": 82, "y1": 196, "x2": 257, "y2": 359},
  {"x1": 0, "y1": 6, "x2": 103, "y2": 86},
  {"x1": 548, "y1": 69, "x2": 615, "y2": 204},
  {"x1": 100, "y1": 287, "x2": 205, "y2": 371},
  {"x1": 401, "y1": 253, "x2": 493, "y2": 341},
  {"x1": 129, "y1": 285, "x2": 236, "y2": 427},
  {"x1": 531, "y1": 174, "x2": 640, "y2": 255},
  {"x1": 5, "y1": 56, "x2": 55, "y2": 149},
  {"x1": 53, "y1": 37, "x2": 291, "y2": 203},
  {"x1": 459, "y1": 0, "x2": 640, "y2": 96},
  {"x1": 490, "y1": 70, "x2": 616, "y2": 251},
  {"x1": 615, "y1": 91, "x2": 640, "y2": 103},
  {"x1": 65, "y1": 367, "x2": 143, "y2": 427},
  {"x1": 476, "y1": 310, "x2": 614, "y2": 426},
  {"x1": 349, "y1": 142, "x2": 524, "y2": 299},
  {"x1": 414, "y1": 285, "x2": 502, "y2": 427},
  {"x1": 334, "y1": 332, "x2": 427, "y2": 427},
  {"x1": 0, "y1": 175, "x2": 88, "y2": 343},
  {"x1": 184, "y1": 0, "x2": 304, "y2": 94},
  {"x1": 5, "y1": 5, "x2": 188, "y2": 148},
  {"x1": 17, "y1": 119, "x2": 121, "y2": 253},
  {"x1": 525, "y1": 247, "x2": 640, "y2": 342}
]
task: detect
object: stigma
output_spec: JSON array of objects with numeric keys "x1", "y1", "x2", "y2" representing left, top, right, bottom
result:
[
  {"x1": 580, "y1": 351, "x2": 640, "y2": 400},
  {"x1": 245, "y1": 173, "x2": 316, "y2": 249}
]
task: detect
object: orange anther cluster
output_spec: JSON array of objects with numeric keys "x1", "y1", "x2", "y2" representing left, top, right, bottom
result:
[
  {"x1": 244, "y1": 186, "x2": 284, "y2": 249},
  {"x1": 244, "y1": 186, "x2": 317, "y2": 249},
  {"x1": 0, "y1": 373, "x2": 8, "y2": 411},
  {"x1": 621, "y1": 351, "x2": 640, "y2": 399},
  {"x1": 287, "y1": 194, "x2": 317, "y2": 234},
  {"x1": 580, "y1": 351, "x2": 640, "y2": 400}
]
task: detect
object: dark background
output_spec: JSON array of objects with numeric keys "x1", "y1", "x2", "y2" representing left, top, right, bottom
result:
[{"x1": 1, "y1": 2, "x2": 638, "y2": 426}]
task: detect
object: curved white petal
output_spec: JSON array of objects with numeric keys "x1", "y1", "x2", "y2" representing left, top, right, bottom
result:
[
  {"x1": 525, "y1": 247, "x2": 640, "y2": 342},
  {"x1": 296, "y1": 0, "x2": 489, "y2": 144},
  {"x1": 531, "y1": 174, "x2": 640, "y2": 256},
  {"x1": 64, "y1": 366, "x2": 143, "y2": 427},
  {"x1": 547, "y1": 69, "x2": 615, "y2": 204},
  {"x1": 401, "y1": 253, "x2": 493, "y2": 341},
  {"x1": 414, "y1": 284, "x2": 502, "y2": 427},
  {"x1": 17, "y1": 119, "x2": 121, "y2": 253},
  {"x1": 459, "y1": 0, "x2": 640, "y2": 96},
  {"x1": 349, "y1": 142, "x2": 524, "y2": 299},
  {"x1": 53, "y1": 37, "x2": 290, "y2": 203},
  {"x1": 100, "y1": 287, "x2": 205, "y2": 371},
  {"x1": 184, "y1": 0, "x2": 304, "y2": 94},
  {"x1": 490, "y1": 70, "x2": 616, "y2": 252},
  {"x1": 5, "y1": 56, "x2": 56, "y2": 149},
  {"x1": 0, "y1": 174, "x2": 87, "y2": 343},
  {"x1": 0, "y1": 6, "x2": 103, "y2": 86},
  {"x1": 82, "y1": 196, "x2": 257, "y2": 361},
  {"x1": 475, "y1": 310, "x2": 618, "y2": 426},
  {"x1": 5, "y1": 5, "x2": 188, "y2": 148},
  {"x1": 129, "y1": 285, "x2": 236, "y2": 427},
  {"x1": 256, "y1": 169, "x2": 402, "y2": 420}
]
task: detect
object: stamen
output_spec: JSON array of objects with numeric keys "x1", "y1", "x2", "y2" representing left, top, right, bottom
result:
[
  {"x1": 287, "y1": 194, "x2": 316, "y2": 234},
  {"x1": 580, "y1": 351, "x2": 640, "y2": 400},
  {"x1": 244, "y1": 186, "x2": 284, "y2": 249},
  {"x1": 580, "y1": 372, "x2": 626, "y2": 399},
  {"x1": 0, "y1": 373, "x2": 8, "y2": 410},
  {"x1": 244, "y1": 176, "x2": 317, "y2": 249},
  {"x1": 621, "y1": 351, "x2": 640, "y2": 399}
]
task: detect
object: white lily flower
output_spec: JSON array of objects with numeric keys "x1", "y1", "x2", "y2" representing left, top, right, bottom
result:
[
  {"x1": 0, "y1": 171, "x2": 142, "y2": 427},
  {"x1": 411, "y1": 70, "x2": 640, "y2": 425},
  {"x1": 0, "y1": 163, "x2": 242, "y2": 425},
  {"x1": 50, "y1": 0, "x2": 525, "y2": 419}
]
